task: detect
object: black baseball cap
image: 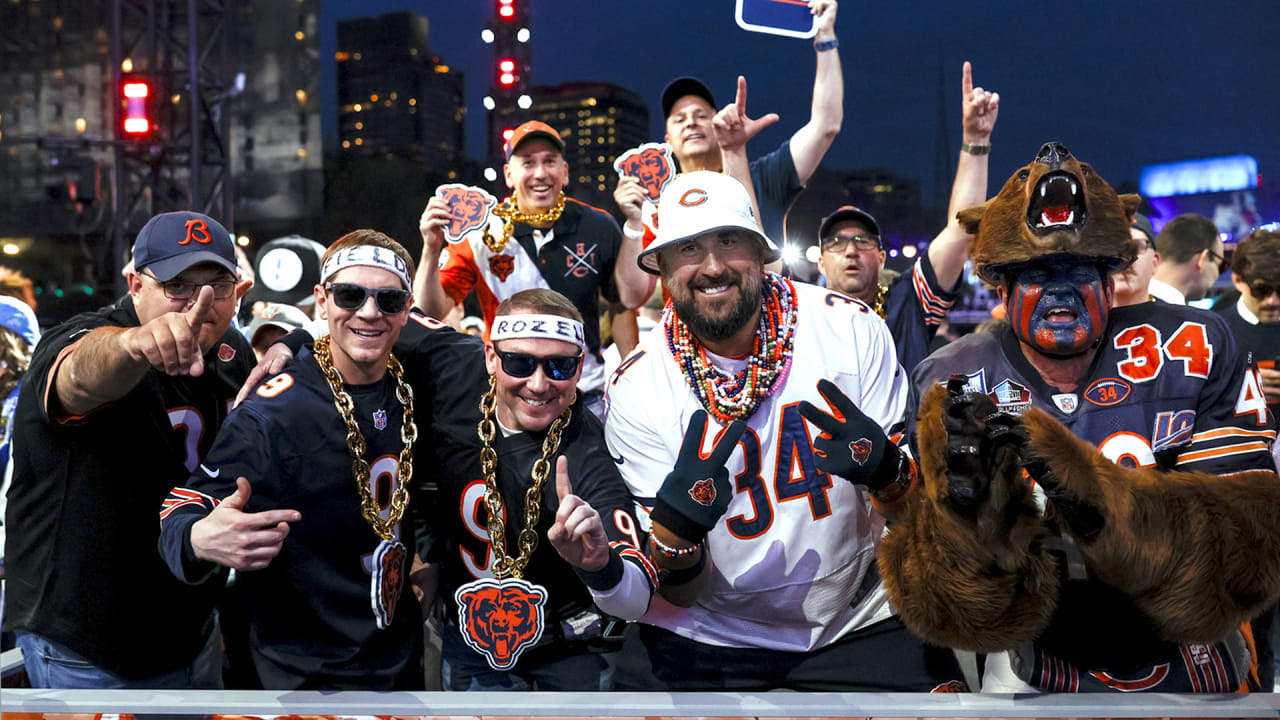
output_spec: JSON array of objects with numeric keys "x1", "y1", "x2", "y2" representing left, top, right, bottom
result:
[
  {"x1": 132, "y1": 211, "x2": 238, "y2": 281},
  {"x1": 1130, "y1": 213, "x2": 1156, "y2": 249},
  {"x1": 819, "y1": 206, "x2": 881, "y2": 243},
  {"x1": 661, "y1": 77, "x2": 716, "y2": 119}
]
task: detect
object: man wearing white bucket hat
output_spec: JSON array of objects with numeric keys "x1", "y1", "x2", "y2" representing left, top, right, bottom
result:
[{"x1": 603, "y1": 171, "x2": 966, "y2": 690}]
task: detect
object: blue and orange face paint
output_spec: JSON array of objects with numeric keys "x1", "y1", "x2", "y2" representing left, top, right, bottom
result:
[{"x1": 1007, "y1": 260, "x2": 1109, "y2": 357}]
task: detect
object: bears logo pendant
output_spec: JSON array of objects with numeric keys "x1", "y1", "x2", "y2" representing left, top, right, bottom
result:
[
  {"x1": 455, "y1": 577, "x2": 548, "y2": 671},
  {"x1": 371, "y1": 538, "x2": 406, "y2": 630}
]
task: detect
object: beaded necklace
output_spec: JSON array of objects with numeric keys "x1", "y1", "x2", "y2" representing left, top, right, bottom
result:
[{"x1": 664, "y1": 272, "x2": 798, "y2": 424}]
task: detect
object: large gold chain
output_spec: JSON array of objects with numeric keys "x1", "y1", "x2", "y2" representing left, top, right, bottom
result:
[
  {"x1": 476, "y1": 375, "x2": 571, "y2": 579},
  {"x1": 872, "y1": 283, "x2": 887, "y2": 320},
  {"x1": 314, "y1": 336, "x2": 417, "y2": 540},
  {"x1": 481, "y1": 191, "x2": 566, "y2": 253}
]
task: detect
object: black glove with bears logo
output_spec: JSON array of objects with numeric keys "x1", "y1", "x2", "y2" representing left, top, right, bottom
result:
[
  {"x1": 798, "y1": 379, "x2": 900, "y2": 492},
  {"x1": 651, "y1": 410, "x2": 747, "y2": 544}
]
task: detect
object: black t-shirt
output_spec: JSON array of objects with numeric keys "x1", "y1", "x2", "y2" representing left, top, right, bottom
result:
[
  {"x1": 3, "y1": 295, "x2": 252, "y2": 679},
  {"x1": 158, "y1": 349, "x2": 420, "y2": 690},
  {"x1": 511, "y1": 198, "x2": 622, "y2": 358}
]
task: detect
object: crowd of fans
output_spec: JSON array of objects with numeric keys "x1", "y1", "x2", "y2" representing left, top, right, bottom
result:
[{"x1": 4, "y1": 0, "x2": 1280, "y2": 698}]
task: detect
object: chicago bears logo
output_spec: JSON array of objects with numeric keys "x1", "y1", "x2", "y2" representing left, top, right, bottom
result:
[
  {"x1": 216, "y1": 343, "x2": 235, "y2": 362},
  {"x1": 688, "y1": 477, "x2": 717, "y2": 506},
  {"x1": 613, "y1": 142, "x2": 675, "y2": 203},
  {"x1": 455, "y1": 578, "x2": 547, "y2": 671},
  {"x1": 849, "y1": 438, "x2": 873, "y2": 465},
  {"x1": 436, "y1": 183, "x2": 498, "y2": 244},
  {"x1": 489, "y1": 254, "x2": 516, "y2": 281},
  {"x1": 179, "y1": 218, "x2": 212, "y2": 245},
  {"x1": 372, "y1": 539, "x2": 407, "y2": 630},
  {"x1": 679, "y1": 189, "x2": 708, "y2": 207}
]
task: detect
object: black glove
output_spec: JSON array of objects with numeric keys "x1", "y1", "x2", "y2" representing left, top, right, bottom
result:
[
  {"x1": 798, "y1": 379, "x2": 899, "y2": 492},
  {"x1": 942, "y1": 374, "x2": 1028, "y2": 512},
  {"x1": 650, "y1": 410, "x2": 747, "y2": 544}
]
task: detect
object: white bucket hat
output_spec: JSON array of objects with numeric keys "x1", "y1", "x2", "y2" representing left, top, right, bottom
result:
[{"x1": 637, "y1": 171, "x2": 780, "y2": 274}]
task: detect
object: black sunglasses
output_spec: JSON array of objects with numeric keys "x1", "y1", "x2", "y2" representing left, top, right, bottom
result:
[
  {"x1": 1248, "y1": 280, "x2": 1280, "y2": 300},
  {"x1": 325, "y1": 282, "x2": 411, "y2": 314},
  {"x1": 496, "y1": 349, "x2": 582, "y2": 381}
]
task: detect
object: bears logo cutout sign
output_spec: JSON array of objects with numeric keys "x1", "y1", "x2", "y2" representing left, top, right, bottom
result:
[
  {"x1": 436, "y1": 183, "x2": 498, "y2": 245},
  {"x1": 613, "y1": 142, "x2": 676, "y2": 204}
]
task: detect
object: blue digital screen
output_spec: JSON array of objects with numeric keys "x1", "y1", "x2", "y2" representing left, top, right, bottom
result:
[{"x1": 1140, "y1": 155, "x2": 1258, "y2": 198}]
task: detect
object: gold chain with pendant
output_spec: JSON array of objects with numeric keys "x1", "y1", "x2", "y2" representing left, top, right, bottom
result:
[
  {"x1": 313, "y1": 335, "x2": 417, "y2": 540},
  {"x1": 872, "y1": 283, "x2": 887, "y2": 319},
  {"x1": 481, "y1": 191, "x2": 567, "y2": 253},
  {"x1": 476, "y1": 375, "x2": 571, "y2": 579}
]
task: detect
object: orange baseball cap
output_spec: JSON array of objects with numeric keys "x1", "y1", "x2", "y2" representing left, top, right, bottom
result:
[{"x1": 505, "y1": 120, "x2": 563, "y2": 160}]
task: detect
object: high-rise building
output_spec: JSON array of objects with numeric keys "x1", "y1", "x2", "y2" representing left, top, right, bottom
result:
[
  {"x1": 336, "y1": 10, "x2": 464, "y2": 178},
  {"x1": 527, "y1": 81, "x2": 648, "y2": 213},
  {"x1": 230, "y1": 0, "x2": 324, "y2": 241}
]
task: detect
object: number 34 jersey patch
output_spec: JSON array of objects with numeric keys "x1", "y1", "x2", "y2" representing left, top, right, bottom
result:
[{"x1": 909, "y1": 302, "x2": 1277, "y2": 476}]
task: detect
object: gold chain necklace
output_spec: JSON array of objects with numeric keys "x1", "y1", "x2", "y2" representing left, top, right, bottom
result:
[
  {"x1": 313, "y1": 336, "x2": 417, "y2": 540},
  {"x1": 475, "y1": 374, "x2": 571, "y2": 579},
  {"x1": 481, "y1": 191, "x2": 567, "y2": 253},
  {"x1": 872, "y1": 283, "x2": 887, "y2": 319}
]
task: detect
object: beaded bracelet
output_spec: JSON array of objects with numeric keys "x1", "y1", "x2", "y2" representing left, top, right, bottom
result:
[{"x1": 648, "y1": 531, "x2": 701, "y2": 559}]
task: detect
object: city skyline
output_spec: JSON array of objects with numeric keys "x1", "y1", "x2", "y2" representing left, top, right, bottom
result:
[{"x1": 321, "y1": 0, "x2": 1280, "y2": 204}]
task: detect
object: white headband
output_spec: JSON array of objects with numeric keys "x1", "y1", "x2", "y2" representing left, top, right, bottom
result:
[
  {"x1": 490, "y1": 313, "x2": 586, "y2": 352},
  {"x1": 321, "y1": 245, "x2": 412, "y2": 290}
]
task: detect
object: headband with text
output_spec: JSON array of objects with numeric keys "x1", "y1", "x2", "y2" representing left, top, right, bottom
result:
[
  {"x1": 490, "y1": 313, "x2": 586, "y2": 352},
  {"x1": 321, "y1": 244, "x2": 412, "y2": 290}
]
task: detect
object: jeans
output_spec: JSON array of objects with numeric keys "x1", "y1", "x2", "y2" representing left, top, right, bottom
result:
[
  {"x1": 439, "y1": 621, "x2": 612, "y2": 691},
  {"x1": 17, "y1": 624, "x2": 223, "y2": 689}
]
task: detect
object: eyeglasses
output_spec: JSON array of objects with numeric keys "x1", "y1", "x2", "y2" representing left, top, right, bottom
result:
[
  {"x1": 143, "y1": 271, "x2": 235, "y2": 300},
  {"x1": 822, "y1": 234, "x2": 881, "y2": 253},
  {"x1": 496, "y1": 349, "x2": 582, "y2": 381},
  {"x1": 1247, "y1": 280, "x2": 1280, "y2": 300},
  {"x1": 1206, "y1": 248, "x2": 1228, "y2": 275},
  {"x1": 325, "y1": 282, "x2": 411, "y2": 314}
]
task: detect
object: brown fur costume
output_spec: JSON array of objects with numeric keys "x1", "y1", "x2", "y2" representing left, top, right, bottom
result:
[
  {"x1": 957, "y1": 141, "x2": 1140, "y2": 284},
  {"x1": 880, "y1": 143, "x2": 1280, "y2": 655}
]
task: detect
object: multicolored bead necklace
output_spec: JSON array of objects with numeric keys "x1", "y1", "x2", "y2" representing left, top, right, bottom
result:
[{"x1": 664, "y1": 272, "x2": 798, "y2": 424}]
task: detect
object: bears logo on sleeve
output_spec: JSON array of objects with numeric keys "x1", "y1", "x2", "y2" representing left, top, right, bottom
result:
[
  {"x1": 436, "y1": 183, "x2": 499, "y2": 244},
  {"x1": 614, "y1": 142, "x2": 676, "y2": 203}
]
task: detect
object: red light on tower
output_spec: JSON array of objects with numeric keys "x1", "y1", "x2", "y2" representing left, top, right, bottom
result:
[
  {"x1": 498, "y1": 0, "x2": 516, "y2": 20},
  {"x1": 497, "y1": 58, "x2": 517, "y2": 87},
  {"x1": 122, "y1": 77, "x2": 152, "y2": 136}
]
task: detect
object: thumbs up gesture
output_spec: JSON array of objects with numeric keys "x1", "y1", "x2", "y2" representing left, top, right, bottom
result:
[
  {"x1": 547, "y1": 456, "x2": 610, "y2": 571},
  {"x1": 123, "y1": 284, "x2": 223, "y2": 376},
  {"x1": 189, "y1": 476, "x2": 301, "y2": 570}
]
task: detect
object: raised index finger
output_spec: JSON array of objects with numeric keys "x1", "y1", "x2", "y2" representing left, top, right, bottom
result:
[
  {"x1": 962, "y1": 61, "x2": 973, "y2": 98},
  {"x1": 816, "y1": 378, "x2": 858, "y2": 419},
  {"x1": 735, "y1": 75, "x2": 748, "y2": 115},
  {"x1": 555, "y1": 455, "x2": 572, "y2": 502},
  {"x1": 185, "y1": 285, "x2": 216, "y2": 325}
]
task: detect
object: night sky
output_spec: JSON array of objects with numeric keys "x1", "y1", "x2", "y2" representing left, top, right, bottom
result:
[{"x1": 321, "y1": 0, "x2": 1280, "y2": 203}]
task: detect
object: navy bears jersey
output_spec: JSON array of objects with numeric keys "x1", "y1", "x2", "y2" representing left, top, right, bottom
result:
[
  {"x1": 910, "y1": 302, "x2": 1278, "y2": 692},
  {"x1": 158, "y1": 349, "x2": 420, "y2": 690},
  {"x1": 392, "y1": 314, "x2": 654, "y2": 660}
]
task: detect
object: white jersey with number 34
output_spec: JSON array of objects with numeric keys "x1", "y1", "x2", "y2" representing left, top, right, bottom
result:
[{"x1": 604, "y1": 280, "x2": 908, "y2": 651}]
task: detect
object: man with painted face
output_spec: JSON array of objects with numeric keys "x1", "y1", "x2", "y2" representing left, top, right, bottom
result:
[{"x1": 904, "y1": 143, "x2": 1278, "y2": 692}]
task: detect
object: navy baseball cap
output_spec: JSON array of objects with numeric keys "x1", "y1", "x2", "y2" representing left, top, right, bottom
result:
[
  {"x1": 819, "y1": 206, "x2": 882, "y2": 243},
  {"x1": 133, "y1": 211, "x2": 238, "y2": 281},
  {"x1": 661, "y1": 77, "x2": 716, "y2": 119}
]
